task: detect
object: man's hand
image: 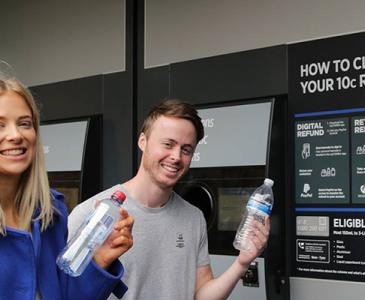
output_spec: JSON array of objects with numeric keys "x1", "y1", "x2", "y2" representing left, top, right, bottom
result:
[
  {"x1": 237, "y1": 217, "x2": 270, "y2": 267},
  {"x1": 93, "y1": 208, "x2": 134, "y2": 270}
]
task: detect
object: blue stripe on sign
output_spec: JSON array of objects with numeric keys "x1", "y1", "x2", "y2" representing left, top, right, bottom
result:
[{"x1": 294, "y1": 107, "x2": 365, "y2": 118}]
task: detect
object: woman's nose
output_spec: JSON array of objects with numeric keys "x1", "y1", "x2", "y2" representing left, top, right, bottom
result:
[{"x1": 5, "y1": 125, "x2": 22, "y2": 142}]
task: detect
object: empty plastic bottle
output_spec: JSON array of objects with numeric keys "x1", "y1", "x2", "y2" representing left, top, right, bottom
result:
[
  {"x1": 57, "y1": 190, "x2": 126, "y2": 276},
  {"x1": 233, "y1": 178, "x2": 274, "y2": 251}
]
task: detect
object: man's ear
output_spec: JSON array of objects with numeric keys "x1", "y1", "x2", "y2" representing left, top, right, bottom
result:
[{"x1": 138, "y1": 132, "x2": 146, "y2": 151}]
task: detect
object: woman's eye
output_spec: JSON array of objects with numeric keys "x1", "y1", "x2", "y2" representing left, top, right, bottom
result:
[{"x1": 19, "y1": 121, "x2": 33, "y2": 128}]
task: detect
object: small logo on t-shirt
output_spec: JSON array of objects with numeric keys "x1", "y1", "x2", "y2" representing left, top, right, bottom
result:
[{"x1": 176, "y1": 232, "x2": 185, "y2": 248}]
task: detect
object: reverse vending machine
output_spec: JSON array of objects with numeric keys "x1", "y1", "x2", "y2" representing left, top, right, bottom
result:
[
  {"x1": 288, "y1": 32, "x2": 365, "y2": 299},
  {"x1": 40, "y1": 116, "x2": 101, "y2": 212},
  {"x1": 175, "y1": 98, "x2": 287, "y2": 300}
]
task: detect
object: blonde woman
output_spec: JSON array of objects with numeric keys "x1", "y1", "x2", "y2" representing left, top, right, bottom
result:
[{"x1": 0, "y1": 77, "x2": 133, "y2": 300}]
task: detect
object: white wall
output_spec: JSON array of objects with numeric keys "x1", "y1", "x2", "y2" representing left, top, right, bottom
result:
[
  {"x1": 145, "y1": 0, "x2": 365, "y2": 68},
  {"x1": 3, "y1": 1, "x2": 365, "y2": 85},
  {"x1": 290, "y1": 277, "x2": 365, "y2": 300},
  {"x1": 1, "y1": 0, "x2": 125, "y2": 86}
]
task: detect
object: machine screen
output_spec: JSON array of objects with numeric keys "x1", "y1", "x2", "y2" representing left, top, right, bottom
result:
[
  {"x1": 40, "y1": 120, "x2": 88, "y2": 172},
  {"x1": 218, "y1": 187, "x2": 255, "y2": 231},
  {"x1": 191, "y1": 101, "x2": 272, "y2": 168}
]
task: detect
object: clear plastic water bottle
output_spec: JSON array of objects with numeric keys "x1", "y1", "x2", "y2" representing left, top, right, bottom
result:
[
  {"x1": 57, "y1": 190, "x2": 126, "y2": 277},
  {"x1": 233, "y1": 178, "x2": 274, "y2": 251}
]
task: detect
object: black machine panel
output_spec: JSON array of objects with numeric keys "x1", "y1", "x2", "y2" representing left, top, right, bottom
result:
[
  {"x1": 41, "y1": 116, "x2": 102, "y2": 212},
  {"x1": 175, "y1": 165, "x2": 266, "y2": 255},
  {"x1": 174, "y1": 99, "x2": 273, "y2": 255}
]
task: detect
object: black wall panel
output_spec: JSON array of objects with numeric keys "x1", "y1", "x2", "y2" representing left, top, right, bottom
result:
[
  {"x1": 30, "y1": 72, "x2": 133, "y2": 190},
  {"x1": 31, "y1": 75, "x2": 103, "y2": 120},
  {"x1": 137, "y1": 66, "x2": 170, "y2": 130},
  {"x1": 102, "y1": 71, "x2": 133, "y2": 187},
  {"x1": 170, "y1": 45, "x2": 288, "y2": 104}
]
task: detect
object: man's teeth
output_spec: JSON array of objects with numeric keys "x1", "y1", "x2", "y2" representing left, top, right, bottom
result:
[
  {"x1": 163, "y1": 165, "x2": 178, "y2": 172},
  {"x1": 2, "y1": 149, "x2": 24, "y2": 156}
]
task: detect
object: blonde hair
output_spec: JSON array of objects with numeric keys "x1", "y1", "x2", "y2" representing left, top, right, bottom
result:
[{"x1": 0, "y1": 78, "x2": 54, "y2": 235}]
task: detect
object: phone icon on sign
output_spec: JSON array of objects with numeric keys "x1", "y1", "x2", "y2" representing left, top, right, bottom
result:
[{"x1": 302, "y1": 143, "x2": 310, "y2": 159}]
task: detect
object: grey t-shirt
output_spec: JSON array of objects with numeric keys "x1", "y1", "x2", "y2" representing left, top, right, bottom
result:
[{"x1": 68, "y1": 185, "x2": 210, "y2": 300}]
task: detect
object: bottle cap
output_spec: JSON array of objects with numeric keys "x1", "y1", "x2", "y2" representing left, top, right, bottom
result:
[
  {"x1": 111, "y1": 190, "x2": 126, "y2": 203},
  {"x1": 264, "y1": 178, "x2": 274, "y2": 187}
]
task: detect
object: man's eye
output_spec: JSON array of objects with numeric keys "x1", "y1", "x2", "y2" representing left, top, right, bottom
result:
[{"x1": 182, "y1": 148, "x2": 192, "y2": 155}]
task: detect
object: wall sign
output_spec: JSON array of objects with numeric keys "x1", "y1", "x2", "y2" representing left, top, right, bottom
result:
[{"x1": 289, "y1": 32, "x2": 365, "y2": 282}]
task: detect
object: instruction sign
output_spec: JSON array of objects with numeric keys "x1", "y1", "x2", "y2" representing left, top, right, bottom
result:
[{"x1": 289, "y1": 32, "x2": 365, "y2": 282}]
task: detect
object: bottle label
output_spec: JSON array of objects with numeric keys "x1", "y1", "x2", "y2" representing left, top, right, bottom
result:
[
  {"x1": 85, "y1": 203, "x2": 109, "y2": 233},
  {"x1": 246, "y1": 194, "x2": 272, "y2": 215},
  {"x1": 100, "y1": 214, "x2": 114, "y2": 229},
  {"x1": 62, "y1": 203, "x2": 109, "y2": 261},
  {"x1": 69, "y1": 246, "x2": 90, "y2": 273}
]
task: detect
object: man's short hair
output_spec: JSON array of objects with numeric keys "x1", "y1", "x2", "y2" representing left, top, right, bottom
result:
[{"x1": 140, "y1": 98, "x2": 204, "y2": 143}]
